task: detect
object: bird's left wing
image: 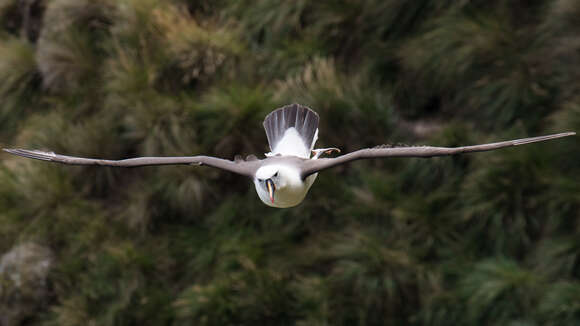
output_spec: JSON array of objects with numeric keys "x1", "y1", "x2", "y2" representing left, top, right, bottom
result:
[
  {"x1": 300, "y1": 132, "x2": 576, "y2": 178},
  {"x1": 3, "y1": 149, "x2": 260, "y2": 177}
]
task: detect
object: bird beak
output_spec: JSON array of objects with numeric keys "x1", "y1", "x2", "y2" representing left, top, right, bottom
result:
[{"x1": 266, "y1": 179, "x2": 275, "y2": 203}]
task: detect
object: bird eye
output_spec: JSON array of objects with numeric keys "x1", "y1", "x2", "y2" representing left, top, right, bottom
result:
[{"x1": 258, "y1": 178, "x2": 264, "y2": 182}]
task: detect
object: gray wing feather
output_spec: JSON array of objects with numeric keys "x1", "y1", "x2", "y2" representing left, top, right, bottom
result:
[
  {"x1": 3, "y1": 149, "x2": 260, "y2": 177},
  {"x1": 301, "y1": 132, "x2": 576, "y2": 178}
]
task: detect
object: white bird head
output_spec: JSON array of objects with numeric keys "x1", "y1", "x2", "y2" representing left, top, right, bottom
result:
[
  {"x1": 254, "y1": 165, "x2": 314, "y2": 208},
  {"x1": 254, "y1": 165, "x2": 282, "y2": 207}
]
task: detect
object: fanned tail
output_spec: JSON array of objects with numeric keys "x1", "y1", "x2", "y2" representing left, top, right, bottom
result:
[{"x1": 263, "y1": 104, "x2": 319, "y2": 156}]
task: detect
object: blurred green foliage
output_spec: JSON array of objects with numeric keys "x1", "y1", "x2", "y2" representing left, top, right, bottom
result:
[{"x1": 0, "y1": 0, "x2": 578, "y2": 325}]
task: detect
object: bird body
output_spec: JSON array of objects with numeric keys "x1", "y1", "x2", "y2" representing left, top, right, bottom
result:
[
  {"x1": 2, "y1": 104, "x2": 576, "y2": 208},
  {"x1": 254, "y1": 104, "x2": 321, "y2": 207},
  {"x1": 268, "y1": 127, "x2": 315, "y2": 158}
]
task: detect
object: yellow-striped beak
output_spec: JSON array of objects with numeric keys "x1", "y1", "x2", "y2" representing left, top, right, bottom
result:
[{"x1": 266, "y1": 179, "x2": 275, "y2": 203}]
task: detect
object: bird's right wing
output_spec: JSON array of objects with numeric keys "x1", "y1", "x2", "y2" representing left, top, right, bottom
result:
[
  {"x1": 300, "y1": 132, "x2": 576, "y2": 178},
  {"x1": 3, "y1": 149, "x2": 261, "y2": 177}
]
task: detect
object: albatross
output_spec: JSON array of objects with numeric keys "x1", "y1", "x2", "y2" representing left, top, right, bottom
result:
[{"x1": 3, "y1": 104, "x2": 575, "y2": 208}]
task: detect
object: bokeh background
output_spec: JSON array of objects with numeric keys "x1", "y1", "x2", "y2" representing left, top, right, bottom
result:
[{"x1": 0, "y1": 1, "x2": 579, "y2": 325}]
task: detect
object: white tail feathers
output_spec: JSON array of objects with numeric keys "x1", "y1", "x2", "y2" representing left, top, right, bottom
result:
[{"x1": 263, "y1": 104, "x2": 320, "y2": 157}]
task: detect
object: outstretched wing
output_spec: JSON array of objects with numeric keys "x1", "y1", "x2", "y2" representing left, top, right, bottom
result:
[
  {"x1": 300, "y1": 132, "x2": 576, "y2": 178},
  {"x1": 3, "y1": 149, "x2": 261, "y2": 177}
]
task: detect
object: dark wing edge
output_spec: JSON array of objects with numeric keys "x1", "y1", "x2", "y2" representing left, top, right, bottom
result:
[
  {"x1": 300, "y1": 132, "x2": 576, "y2": 178},
  {"x1": 2, "y1": 149, "x2": 260, "y2": 177}
]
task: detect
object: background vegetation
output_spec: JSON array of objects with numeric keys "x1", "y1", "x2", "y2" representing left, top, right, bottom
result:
[{"x1": 0, "y1": 0, "x2": 578, "y2": 325}]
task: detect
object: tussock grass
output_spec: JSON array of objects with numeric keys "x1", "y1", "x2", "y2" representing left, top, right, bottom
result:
[{"x1": 0, "y1": 1, "x2": 578, "y2": 325}]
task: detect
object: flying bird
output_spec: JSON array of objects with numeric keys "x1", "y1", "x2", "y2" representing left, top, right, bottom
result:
[{"x1": 3, "y1": 104, "x2": 575, "y2": 208}]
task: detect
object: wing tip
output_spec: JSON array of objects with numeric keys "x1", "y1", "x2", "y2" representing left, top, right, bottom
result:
[
  {"x1": 3, "y1": 148, "x2": 56, "y2": 161},
  {"x1": 513, "y1": 131, "x2": 576, "y2": 145}
]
